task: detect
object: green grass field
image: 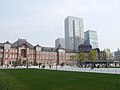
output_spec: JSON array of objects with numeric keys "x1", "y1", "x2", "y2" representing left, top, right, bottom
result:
[{"x1": 0, "y1": 69, "x2": 120, "y2": 90}]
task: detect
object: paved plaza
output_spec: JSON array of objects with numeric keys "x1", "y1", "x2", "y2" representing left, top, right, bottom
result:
[{"x1": 0, "y1": 65, "x2": 120, "y2": 74}]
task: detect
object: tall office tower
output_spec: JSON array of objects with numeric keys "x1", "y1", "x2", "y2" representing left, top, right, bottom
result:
[
  {"x1": 84, "y1": 30, "x2": 98, "y2": 49},
  {"x1": 55, "y1": 38, "x2": 65, "y2": 49},
  {"x1": 65, "y1": 16, "x2": 84, "y2": 51}
]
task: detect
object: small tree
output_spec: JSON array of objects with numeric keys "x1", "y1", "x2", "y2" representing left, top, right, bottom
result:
[
  {"x1": 89, "y1": 50, "x2": 97, "y2": 67},
  {"x1": 70, "y1": 55, "x2": 78, "y2": 65},
  {"x1": 34, "y1": 60, "x2": 38, "y2": 66},
  {"x1": 104, "y1": 48, "x2": 113, "y2": 60},
  {"x1": 14, "y1": 61, "x2": 18, "y2": 67},
  {"x1": 78, "y1": 53, "x2": 86, "y2": 67},
  {"x1": 17, "y1": 58, "x2": 22, "y2": 66},
  {"x1": 12, "y1": 61, "x2": 15, "y2": 66},
  {"x1": 103, "y1": 50, "x2": 107, "y2": 60},
  {"x1": 104, "y1": 48, "x2": 113, "y2": 66}
]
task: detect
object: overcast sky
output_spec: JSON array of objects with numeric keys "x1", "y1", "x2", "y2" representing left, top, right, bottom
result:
[{"x1": 0, "y1": 0, "x2": 120, "y2": 51}]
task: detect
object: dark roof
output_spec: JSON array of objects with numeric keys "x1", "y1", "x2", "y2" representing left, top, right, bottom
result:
[
  {"x1": 11, "y1": 39, "x2": 34, "y2": 49},
  {"x1": 4, "y1": 41, "x2": 11, "y2": 44},
  {"x1": 65, "y1": 49, "x2": 79, "y2": 53},
  {"x1": 36, "y1": 44, "x2": 41, "y2": 47},
  {"x1": 79, "y1": 50, "x2": 90, "y2": 53},
  {"x1": 79, "y1": 43, "x2": 92, "y2": 52},
  {"x1": 92, "y1": 48, "x2": 100, "y2": 52},
  {"x1": 0, "y1": 43, "x2": 4, "y2": 48},
  {"x1": 57, "y1": 44, "x2": 64, "y2": 49},
  {"x1": 79, "y1": 48, "x2": 100, "y2": 53},
  {"x1": 42, "y1": 47, "x2": 56, "y2": 52},
  {"x1": 79, "y1": 43, "x2": 92, "y2": 48}
]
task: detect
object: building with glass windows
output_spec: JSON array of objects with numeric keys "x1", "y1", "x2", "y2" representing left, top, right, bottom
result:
[
  {"x1": 84, "y1": 30, "x2": 98, "y2": 49},
  {"x1": 65, "y1": 16, "x2": 84, "y2": 51}
]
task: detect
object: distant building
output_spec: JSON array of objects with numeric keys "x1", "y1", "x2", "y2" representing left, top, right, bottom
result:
[
  {"x1": 114, "y1": 48, "x2": 120, "y2": 60},
  {"x1": 55, "y1": 38, "x2": 65, "y2": 49},
  {"x1": 84, "y1": 30, "x2": 98, "y2": 49},
  {"x1": 113, "y1": 49, "x2": 120, "y2": 66},
  {"x1": 65, "y1": 16, "x2": 84, "y2": 51}
]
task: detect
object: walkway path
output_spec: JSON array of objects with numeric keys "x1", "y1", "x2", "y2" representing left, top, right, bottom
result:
[{"x1": 0, "y1": 65, "x2": 120, "y2": 74}]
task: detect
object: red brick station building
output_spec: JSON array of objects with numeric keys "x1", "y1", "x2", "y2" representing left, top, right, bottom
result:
[{"x1": 0, "y1": 39, "x2": 105, "y2": 66}]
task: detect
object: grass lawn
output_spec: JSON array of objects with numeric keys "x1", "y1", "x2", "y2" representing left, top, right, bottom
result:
[{"x1": 0, "y1": 69, "x2": 120, "y2": 90}]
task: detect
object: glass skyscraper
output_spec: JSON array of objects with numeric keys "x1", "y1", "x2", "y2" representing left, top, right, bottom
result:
[
  {"x1": 84, "y1": 30, "x2": 98, "y2": 49},
  {"x1": 65, "y1": 16, "x2": 84, "y2": 51}
]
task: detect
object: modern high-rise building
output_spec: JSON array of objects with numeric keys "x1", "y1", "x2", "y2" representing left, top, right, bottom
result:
[
  {"x1": 65, "y1": 16, "x2": 84, "y2": 51},
  {"x1": 84, "y1": 30, "x2": 98, "y2": 49},
  {"x1": 55, "y1": 38, "x2": 65, "y2": 49}
]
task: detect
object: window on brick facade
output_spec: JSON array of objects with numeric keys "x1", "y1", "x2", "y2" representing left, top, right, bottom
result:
[
  {"x1": 21, "y1": 49, "x2": 26, "y2": 58},
  {"x1": 0, "y1": 49, "x2": 3, "y2": 52},
  {"x1": 6, "y1": 49, "x2": 8, "y2": 52},
  {"x1": 5, "y1": 54, "x2": 8, "y2": 58},
  {"x1": 12, "y1": 54, "x2": 14, "y2": 58},
  {"x1": 13, "y1": 49, "x2": 15, "y2": 53},
  {"x1": 16, "y1": 49, "x2": 17, "y2": 53},
  {"x1": 15, "y1": 54, "x2": 17, "y2": 58},
  {"x1": 10, "y1": 49, "x2": 12, "y2": 52},
  {"x1": 0, "y1": 54, "x2": 3, "y2": 58},
  {"x1": 10, "y1": 54, "x2": 12, "y2": 58}
]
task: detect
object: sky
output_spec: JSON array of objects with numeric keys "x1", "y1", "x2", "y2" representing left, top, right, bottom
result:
[{"x1": 0, "y1": 0, "x2": 120, "y2": 52}]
